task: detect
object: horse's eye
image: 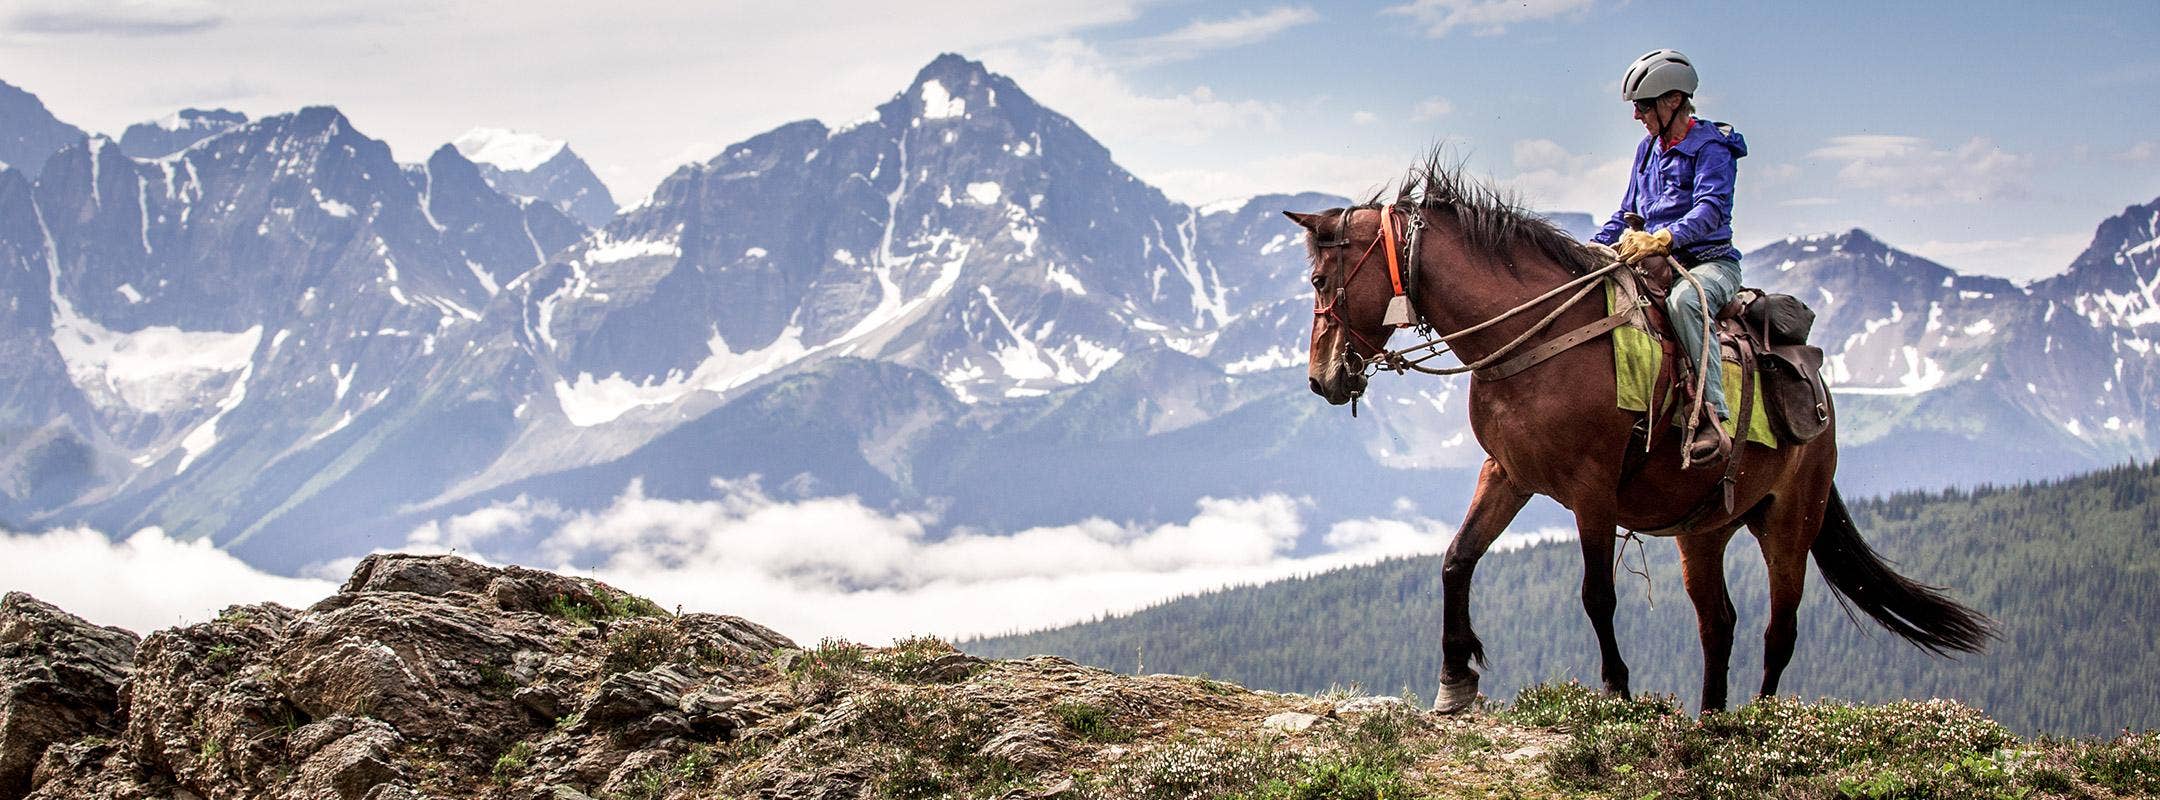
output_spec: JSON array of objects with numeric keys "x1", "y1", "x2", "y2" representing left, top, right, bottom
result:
[{"x1": 1310, "y1": 273, "x2": 1326, "y2": 290}]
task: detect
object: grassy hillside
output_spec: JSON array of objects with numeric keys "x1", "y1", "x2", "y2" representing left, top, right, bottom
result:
[{"x1": 963, "y1": 460, "x2": 2160, "y2": 737}]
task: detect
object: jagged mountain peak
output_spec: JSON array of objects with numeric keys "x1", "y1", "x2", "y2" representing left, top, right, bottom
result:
[
  {"x1": 1752, "y1": 227, "x2": 2021, "y2": 300},
  {"x1": 0, "y1": 79, "x2": 87, "y2": 180},
  {"x1": 118, "y1": 108, "x2": 248, "y2": 159},
  {"x1": 452, "y1": 127, "x2": 616, "y2": 229},
  {"x1": 2047, "y1": 196, "x2": 2160, "y2": 288},
  {"x1": 897, "y1": 52, "x2": 1019, "y2": 120},
  {"x1": 452, "y1": 126, "x2": 566, "y2": 172}
]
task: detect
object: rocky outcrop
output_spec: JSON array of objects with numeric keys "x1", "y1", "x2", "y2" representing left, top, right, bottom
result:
[
  {"x1": 0, "y1": 593, "x2": 137, "y2": 799},
  {"x1": 5, "y1": 555, "x2": 1552, "y2": 799}
]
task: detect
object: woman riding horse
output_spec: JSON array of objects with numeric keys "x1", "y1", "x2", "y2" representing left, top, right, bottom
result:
[{"x1": 1594, "y1": 49, "x2": 1750, "y2": 464}]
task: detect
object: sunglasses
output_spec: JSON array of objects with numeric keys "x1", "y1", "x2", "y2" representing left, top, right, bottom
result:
[{"x1": 1633, "y1": 98, "x2": 1660, "y2": 113}]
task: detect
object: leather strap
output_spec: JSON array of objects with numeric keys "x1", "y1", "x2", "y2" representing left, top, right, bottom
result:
[
  {"x1": 1475, "y1": 306, "x2": 1633, "y2": 381},
  {"x1": 1717, "y1": 333, "x2": 1759, "y2": 513},
  {"x1": 1381, "y1": 206, "x2": 1403, "y2": 295}
]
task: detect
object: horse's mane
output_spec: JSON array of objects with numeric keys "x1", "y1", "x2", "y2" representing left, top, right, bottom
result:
[{"x1": 1361, "y1": 151, "x2": 1605, "y2": 277}]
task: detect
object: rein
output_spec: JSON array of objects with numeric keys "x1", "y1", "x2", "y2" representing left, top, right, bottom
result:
[
  {"x1": 1318, "y1": 204, "x2": 1630, "y2": 381},
  {"x1": 1376, "y1": 260, "x2": 1626, "y2": 378}
]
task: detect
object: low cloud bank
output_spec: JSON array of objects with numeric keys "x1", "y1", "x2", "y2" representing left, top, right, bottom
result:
[
  {"x1": 0, "y1": 526, "x2": 336, "y2": 633},
  {"x1": 399, "y1": 479, "x2": 1564, "y2": 644},
  {"x1": 3, "y1": 484, "x2": 1568, "y2": 644}
]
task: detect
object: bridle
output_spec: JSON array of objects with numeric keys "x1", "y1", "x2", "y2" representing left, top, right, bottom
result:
[
  {"x1": 1309, "y1": 205, "x2": 1409, "y2": 362},
  {"x1": 1309, "y1": 204, "x2": 1632, "y2": 387}
]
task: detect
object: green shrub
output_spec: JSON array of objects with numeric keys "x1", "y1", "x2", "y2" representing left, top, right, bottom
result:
[
  {"x1": 1056, "y1": 700, "x2": 1136, "y2": 744},
  {"x1": 1239, "y1": 757, "x2": 1413, "y2": 800},
  {"x1": 604, "y1": 620, "x2": 687, "y2": 674},
  {"x1": 492, "y1": 741, "x2": 534, "y2": 785},
  {"x1": 2075, "y1": 731, "x2": 2160, "y2": 794},
  {"x1": 1104, "y1": 735, "x2": 1296, "y2": 800},
  {"x1": 546, "y1": 586, "x2": 668, "y2": 625},
  {"x1": 1500, "y1": 680, "x2": 1681, "y2": 729}
]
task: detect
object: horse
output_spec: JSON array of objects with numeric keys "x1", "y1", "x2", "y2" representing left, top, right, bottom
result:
[{"x1": 1285, "y1": 161, "x2": 1992, "y2": 713}]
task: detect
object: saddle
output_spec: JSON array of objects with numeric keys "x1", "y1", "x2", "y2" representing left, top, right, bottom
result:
[
  {"x1": 1614, "y1": 260, "x2": 1830, "y2": 449},
  {"x1": 1613, "y1": 257, "x2": 1831, "y2": 529}
]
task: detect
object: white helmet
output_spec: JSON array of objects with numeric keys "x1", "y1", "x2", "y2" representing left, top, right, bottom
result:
[{"x1": 1621, "y1": 49, "x2": 1697, "y2": 102}]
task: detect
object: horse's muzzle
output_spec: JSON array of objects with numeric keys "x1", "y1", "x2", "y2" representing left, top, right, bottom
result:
[{"x1": 1310, "y1": 370, "x2": 1367, "y2": 406}]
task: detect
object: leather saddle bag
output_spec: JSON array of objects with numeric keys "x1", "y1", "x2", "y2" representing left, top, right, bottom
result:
[{"x1": 1758, "y1": 343, "x2": 1831, "y2": 443}]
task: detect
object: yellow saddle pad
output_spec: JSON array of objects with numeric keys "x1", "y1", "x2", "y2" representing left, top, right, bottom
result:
[{"x1": 1609, "y1": 281, "x2": 1776, "y2": 448}]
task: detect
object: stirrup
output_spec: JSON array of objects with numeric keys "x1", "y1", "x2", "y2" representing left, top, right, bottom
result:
[{"x1": 1683, "y1": 420, "x2": 1730, "y2": 469}]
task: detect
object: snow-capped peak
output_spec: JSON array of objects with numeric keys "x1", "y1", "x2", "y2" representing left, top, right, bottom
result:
[{"x1": 453, "y1": 127, "x2": 566, "y2": 172}]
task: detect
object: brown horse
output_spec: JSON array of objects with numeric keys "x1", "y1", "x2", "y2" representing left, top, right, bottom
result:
[{"x1": 1286, "y1": 163, "x2": 1992, "y2": 713}]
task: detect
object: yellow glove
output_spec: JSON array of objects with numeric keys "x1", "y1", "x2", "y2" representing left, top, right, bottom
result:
[{"x1": 1615, "y1": 228, "x2": 1673, "y2": 263}]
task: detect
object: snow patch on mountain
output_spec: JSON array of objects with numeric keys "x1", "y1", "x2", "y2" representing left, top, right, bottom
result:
[
  {"x1": 919, "y1": 80, "x2": 965, "y2": 120},
  {"x1": 1044, "y1": 263, "x2": 1086, "y2": 295},
  {"x1": 51, "y1": 315, "x2": 262, "y2": 415},
  {"x1": 586, "y1": 230, "x2": 682, "y2": 264},
  {"x1": 453, "y1": 127, "x2": 566, "y2": 172},
  {"x1": 1224, "y1": 345, "x2": 1300, "y2": 375},
  {"x1": 554, "y1": 328, "x2": 811, "y2": 427},
  {"x1": 176, "y1": 361, "x2": 255, "y2": 473}
]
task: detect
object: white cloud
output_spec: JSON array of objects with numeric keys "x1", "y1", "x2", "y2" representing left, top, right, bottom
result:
[
  {"x1": 0, "y1": 526, "x2": 335, "y2": 634},
  {"x1": 983, "y1": 38, "x2": 1282, "y2": 149},
  {"x1": 390, "y1": 478, "x2": 1563, "y2": 644},
  {"x1": 1382, "y1": 0, "x2": 1595, "y2": 38},
  {"x1": 1777, "y1": 196, "x2": 1839, "y2": 207},
  {"x1": 1411, "y1": 96, "x2": 1455, "y2": 121},
  {"x1": 1504, "y1": 138, "x2": 1630, "y2": 214},
  {"x1": 1146, "y1": 149, "x2": 1407, "y2": 207},
  {"x1": 1128, "y1": 6, "x2": 1319, "y2": 61},
  {"x1": 5, "y1": 0, "x2": 225, "y2": 36},
  {"x1": 2116, "y1": 141, "x2": 2157, "y2": 162},
  {"x1": 1351, "y1": 110, "x2": 1379, "y2": 126},
  {"x1": 1809, "y1": 135, "x2": 2033, "y2": 207},
  {"x1": 1909, "y1": 233, "x2": 2090, "y2": 282}
]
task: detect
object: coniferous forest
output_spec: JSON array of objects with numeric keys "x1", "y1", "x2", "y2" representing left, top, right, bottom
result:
[{"x1": 963, "y1": 460, "x2": 2160, "y2": 737}]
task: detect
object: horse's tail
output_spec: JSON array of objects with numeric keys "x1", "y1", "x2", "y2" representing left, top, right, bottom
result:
[{"x1": 1810, "y1": 486, "x2": 1994, "y2": 655}]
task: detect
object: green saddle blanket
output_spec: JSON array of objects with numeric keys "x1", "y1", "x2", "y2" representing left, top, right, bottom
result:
[{"x1": 1609, "y1": 282, "x2": 1777, "y2": 448}]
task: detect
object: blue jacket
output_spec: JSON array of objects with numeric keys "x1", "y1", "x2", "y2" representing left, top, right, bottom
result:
[{"x1": 1592, "y1": 118, "x2": 1748, "y2": 264}]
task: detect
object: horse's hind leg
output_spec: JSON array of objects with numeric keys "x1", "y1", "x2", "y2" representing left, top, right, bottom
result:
[
  {"x1": 1576, "y1": 506, "x2": 1631, "y2": 699},
  {"x1": 1679, "y1": 525, "x2": 1740, "y2": 712},
  {"x1": 1757, "y1": 493, "x2": 1827, "y2": 698},
  {"x1": 1436, "y1": 458, "x2": 1532, "y2": 713}
]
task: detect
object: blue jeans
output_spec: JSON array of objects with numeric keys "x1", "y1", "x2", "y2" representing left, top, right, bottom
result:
[{"x1": 1666, "y1": 258, "x2": 1742, "y2": 420}]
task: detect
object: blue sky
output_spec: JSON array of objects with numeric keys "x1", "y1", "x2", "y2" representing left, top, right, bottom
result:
[{"x1": 5, "y1": 0, "x2": 2156, "y2": 279}]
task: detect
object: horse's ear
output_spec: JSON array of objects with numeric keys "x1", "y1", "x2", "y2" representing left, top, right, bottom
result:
[{"x1": 1283, "y1": 210, "x2": 1321, "y2": 229}]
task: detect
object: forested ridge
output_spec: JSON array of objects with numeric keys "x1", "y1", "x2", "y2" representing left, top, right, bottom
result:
[{"x1": 962, "y1": 460, "x2": 2160, "y2": 737}]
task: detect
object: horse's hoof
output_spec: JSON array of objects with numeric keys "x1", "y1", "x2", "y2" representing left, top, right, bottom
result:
[{"x1": 1434, "y1": 675, "x2": 1480, "y2": 714}]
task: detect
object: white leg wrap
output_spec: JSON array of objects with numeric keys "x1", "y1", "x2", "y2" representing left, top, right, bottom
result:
[{"x1": 1435, "y1": 674, "x2": 1480, "y2": 714}]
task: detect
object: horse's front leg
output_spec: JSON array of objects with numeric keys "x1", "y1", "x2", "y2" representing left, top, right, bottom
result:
[
  {"x1": 1576, "y1": 505, "x2": 1631, "y2": 699},
  {"x1": 1436, "y1": 458, "x2": 1532, "y2": 714}
]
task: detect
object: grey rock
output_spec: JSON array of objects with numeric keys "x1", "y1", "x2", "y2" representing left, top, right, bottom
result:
[
  {"x1": 1260, "y1": 711, "x2": 1321, "y2": 733},
  {"x1": 287, "y1": 720, "x2": 405, "y2": 800},
  {"x1": 582, "y1": 666, "x2": 698, "y2": 724},
  {"x1": 0, "y1": 592, "x2": 138, "y2": 799}
]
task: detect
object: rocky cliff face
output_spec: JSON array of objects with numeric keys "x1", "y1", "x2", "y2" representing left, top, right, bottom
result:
[{"x1": 0, "y1": 555, "x2": 1547, "y2": 799}]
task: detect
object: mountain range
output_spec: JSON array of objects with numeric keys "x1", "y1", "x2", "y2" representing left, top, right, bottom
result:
[{"x1": 1, "y1": 54, "x2": 2156, "y2": 573}]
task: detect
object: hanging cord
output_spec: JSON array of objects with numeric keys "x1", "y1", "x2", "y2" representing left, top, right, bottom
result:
[
  {"x1": 1675, "y1": 265, "x2": 1719, "y2": 467},
  {"x1": 1616, "y1": 530, "x2": 1655, "y2": 608}
]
